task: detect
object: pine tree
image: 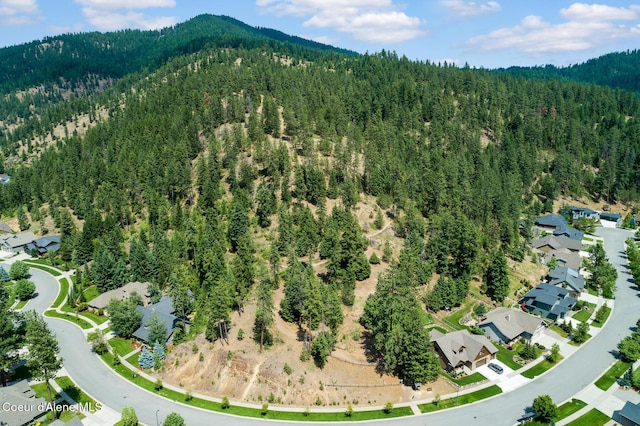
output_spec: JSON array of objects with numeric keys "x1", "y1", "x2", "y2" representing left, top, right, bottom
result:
[
  {"x1": 484, "y1": 249, "x2": 510, "y2": 303},
  {"x1": 138, "y1": 347, "x2": 154, "y2": 369},
  {"x1": 153, "y1": 340, "x2": 165, "y2": 360},
  {"x1": 25, "y1": 311, "x2": 62, "y2": 419}
]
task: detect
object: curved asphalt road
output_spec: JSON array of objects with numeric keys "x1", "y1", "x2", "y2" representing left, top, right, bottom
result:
[{"x1": 25, "y1": 226, "x2": 637, "y2": 426}]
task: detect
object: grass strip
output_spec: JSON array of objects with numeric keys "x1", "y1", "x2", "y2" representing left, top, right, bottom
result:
[
  {"x1": 418, "y1": 385, "x2": 502, "y2": 412},
  {"x1": 594, "y1": 360, "x2": 631, "y2": 391},
  {"x1": 554, "y1": 399, "x2": 586, "y2": 421},
  {"x1": 99, "y1": 352, "x2": 412, "y2": 421},
  {"x1": 591, "y1": 306, "x2": 611, "y2": 328},
  {"x1": 14, "y1": 299, "x2": 28, "y2": 310},
  {"x1": 51, "y1": 278, "x2": 70, "y2": 309},
  {"x1": 44, "y1": 310, "x2": 92, "y2": 329},
  {"x1": 23, "y1": 262, "x2": 62, "y2": 276},
  {"x1": 521, "y1": 357, "x2": 562, "y2": 379},
  {"x1": 564, "y1": 408, "x2": 609, "y2": 426},
  {"x1": 78, "y1": 310, "x2": 108, "y2": 325}
]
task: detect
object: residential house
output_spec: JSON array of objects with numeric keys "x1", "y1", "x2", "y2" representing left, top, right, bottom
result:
[
  {"x1": 547, "y1": 266, "x2": 585, "y2": 298},
  {"x1": 429, "y1": 329, "x2": 498, "y2": 374},
  {"x1": 552, "y1": 224, "x2": 584, "y2": 241},
  {"x1": 569, "y1": 206, "x2": 600, "y2": 221},
  {"x1": 24, "y1": 235, "x2": 61, "y2": 256},
  {"x1": 521, "y1": 283, "x2": 577, "y2": 322},
  {"x1": 478, "y1": 307, "x2": 546, "y2": 345},
  {"x1": 0, "y1": 173, "x2": 11, "y2": 184},
  {"x1": 542, "y1": 249, "x2": 583, "y2": 270},
  {"x1": 615, "y1": 401, "x2": 640, "y2": 426},
  {"x1": 534, "y1": 214, "x2": 567, "y2": 230},
  {"x1": 0, "y1": 223, "x2": 14, "y2": 234},
  {"x1": 132, "y1": 296, "x2": 180, "y2": 344},
  {"x1": 600, "y1": 212, "x2": 622, "y2": 227},
  {"x1": 0, "y1": 232, "x2": 36, "y2": 253},
  {"x1": 531, "y1": 235, "x2": 582, "y2": 252},
  {"x1": 88, "y1": 281, "x2": 150, "y2": 310},
  {"x1": 0, "y1": 380, "x2": 47, "y2": 426}
]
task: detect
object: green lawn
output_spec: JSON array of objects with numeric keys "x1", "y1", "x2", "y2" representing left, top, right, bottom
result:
[
  {"x1": 447, "y1": 371, "x2": 486, "y2": 386},
  {"x1": 571, "y1": 308, "x2": 592, "y2": 323},
  {"x1": 521, "y1": 356, "x2": 563, "y2": 379},
  {"x1": 564, "y1": 408, "x2": 609, "y2": 426},
  {"x1": 418, "y1": 385, "x2": 502, "y2": 412},
  {"x1": 30, "y1": 381, "x2": 61, "y2": 401},
  {"x1": 443, "y1": 303, "x2": 473, "y2": 331},
  {"x1": 99, "y1": 352, "x2": 412, "y2": 421},
  {"x1": 555, "y1": 399, "x2": 587, "y2": 421},
  {"x1": 594, "y1": 360, "x2": 631, "y2": 391},
  {"x1": 51, "y1": 278, "x2": 70, "y2": 308},
  {"x1": 55, "y1": 376, "x2": 99, "y2": 412},
  {"x1": 44, "y1": 310, "x2": 92, "y2": 329},
  {"x1": 109, "y1": 337, "x2": 136, "y2": 357},
  {"x1": 79, "y1": 310, "x2": 108, "y2": 325},
  {"x1": 14, "y1": 299, "x2": 28, "y2": 310},
  {"x1": 591, "y1": 306, "x2": 611, "y2": 328},
  {"x1": 549, "y1": 324, "x2": 569, "y2": 338},
  {"x1": 587, "y1": 287, "x2": 599, "y2": 297},
  {"x1": 569, "y1": 334, "x2": 592, "y2": 346},
  {"x1": 494, "y1": 344, "x2": 523, "y2": 370},
  {"x1": 126, "y1": 352, "x2": 140, "y2": 366},
  {"x1": 83, "y1": 285, "x2": 100, "y2": 302}
]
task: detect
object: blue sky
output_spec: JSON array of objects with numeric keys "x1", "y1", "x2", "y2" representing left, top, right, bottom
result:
[{"x1": 1, "y1": 1, "x2": 640, "y2": 68}]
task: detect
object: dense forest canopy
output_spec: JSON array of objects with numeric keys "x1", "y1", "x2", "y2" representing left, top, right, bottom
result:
[
  {"x1": 497, "y1": 49, "x2": 640, "y2": 95},
  {"x1": 1, "y1": 15, "x2": 640, "y2": 383}
]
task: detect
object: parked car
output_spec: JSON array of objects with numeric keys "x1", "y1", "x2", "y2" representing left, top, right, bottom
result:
[{"x1": 488, "y1": 363, "x2": 504, "y2": 374}]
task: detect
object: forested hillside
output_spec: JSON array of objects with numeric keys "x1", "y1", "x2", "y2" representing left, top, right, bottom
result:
[
  {"x1": 1, "y1": 16, "x2": 640, "y2": 389},
  {"x1": 497, "y1": 49, "x2": 640, "y2": 94}
]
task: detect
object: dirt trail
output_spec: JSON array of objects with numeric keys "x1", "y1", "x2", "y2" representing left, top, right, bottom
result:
[{"x1": 240, "y1": 360, "x2": 264, "y2": 400}]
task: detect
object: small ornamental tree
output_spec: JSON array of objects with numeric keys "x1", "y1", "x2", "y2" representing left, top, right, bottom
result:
[
  {"x1": 163, "y1": 412, "x2": 185, "y2": 426},
  {"x1": 120, "y1": 406, "x2": 138, "y2": 426},
  {"x1": 619, "y1": 367, "x2": 633, "y2": 388},
  {"x1": 153, "y1": 341, "x2": 165, "y2": 360},
  {"x1": 138, "y1": 347, "x2": 154, "y2": 369}
]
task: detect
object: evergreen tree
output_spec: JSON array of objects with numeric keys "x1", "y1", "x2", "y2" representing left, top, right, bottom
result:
[
  {"x1": 24, "y1": 311, "x2": 62, "y2": 419},
  {"x1": 484, "y1": 249, "x2": 510, "y2": 303},
  {"x1": 254, "y1": 278, "x2": 275, "y2": 350},
  {"x1": 0, "y1": 285, "x2": 19, "y2": 386},
  {"x1": 146, "y1": 311, "x2": 167, "y2": 344},
  {"x1": 153, "y1": 340, "x2": 165, "y2": 360},
  {"x1": 107, "y1": 298, "x2": 142, "y2": 337},
  {"x1": 138, "y1": 347, "x2": 154, "y2": 369}
]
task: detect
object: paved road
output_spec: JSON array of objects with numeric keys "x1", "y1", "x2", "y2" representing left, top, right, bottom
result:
[{"x1": 26, "y1": 226, "x2": 637, "y2": 426}]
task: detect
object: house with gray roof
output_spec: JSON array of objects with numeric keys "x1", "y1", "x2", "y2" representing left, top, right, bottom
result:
[
  {"x1": 0, "y1": 380, "x2": 47, "y2": 426},
  {"x1": 521, "y1": 283, "x2": 576, "y2": 322},
  {"x1": 615, "y1": 401, "x2": 640, "y2": 426},
  {"x1": 0, "y1": 232, "x2": 36, "y2": 252},
  {"x1": 542, "y1": 249, "x2": 583, "y2": 270},
  {"x1": 534, "y1": 214, "x2": 567, "y2": 230},
  {"x1": 600, "y1": 212, "x2": 622, "y2": 226},
  {"x1": 132, "y1": 296, "x2": 179, "y2": 343},
  {"x1": 570, "y1": 206, "x2": 600, "y2": 221},
  {"x1": 24, "y1": 235, "x2": 60, "y2": 256},
  {"x1": 547, "y1": 266, "x2": 585, "y2": 298},
  {"x1": 88, "y1": 281, "x2": 150, "y2": 310},
  {"x1": 532, "y1": 235, "x2": 582, "y2": 252},
  {"x1": 478, "y1": 307, "x2": 546, "y2": 345},
  {"x1": 0, "y1": 223, "x2": 14, "y2": 234},
  {"x1": 552, "y1": 224, "x2": 584, "y2": 241},
  {"x1": 429, "y1": 329, "x2": 498, "y2": 374}
]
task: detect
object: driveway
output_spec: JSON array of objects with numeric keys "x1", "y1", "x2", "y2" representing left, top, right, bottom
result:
[{"x1": 25, "y1": 226, "x2": 638, "y2": 426}]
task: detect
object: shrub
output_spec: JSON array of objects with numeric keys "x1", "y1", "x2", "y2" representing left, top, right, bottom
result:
[
  {"x1": 237, "y1": 328, "x2": 244, "y2": 340},
  {"x1": 283, "y1": 363, "x2": 293, "y2": 375},
  {"x1": 154, "y1": 379, "x2": 163, "y2": 391},
  {"x1": 384, "y1": 401, "x2": 394, "y2": 414},
  {"x1": 261, "y1": 403, "x2": 269, "y2": 415},
  {"x1": 369, "y1": 252, "x2": 380, "y2": 264},
  {"x1": 345, "y1": 402, "x2": 353, "y2": 417},
  {"x1": 221, "y1": 396, "x2": 230, "y2": 409}
]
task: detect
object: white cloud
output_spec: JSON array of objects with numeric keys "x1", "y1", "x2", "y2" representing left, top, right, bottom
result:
[
  {"x1": 49, "y1": 23, "x2": 85, "y2": 35},
  {"x1": 74, "y1": 0, "x2": 176, "y2": 31},
  {"x1": 443, "y1": 0, "x2": 501, "y2": 17},
  {"x1": 560, "y1": 3, "x2": 638, "y2": 22},
  {"x1": 257, "y1": 0, "x2": 425, "y2": 43},
  {"x1": 0, "y1": 0, "x2": 42, "y2": 25},
  {"x1": 468, "y1": 3, "x2": 640, "y2": 55}
]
